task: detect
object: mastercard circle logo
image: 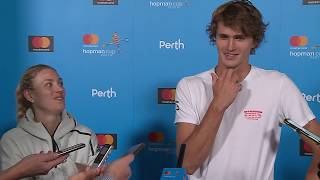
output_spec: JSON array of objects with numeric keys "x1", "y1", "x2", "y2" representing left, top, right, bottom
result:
[
  {"x1": 83, "y1": 34, "x2": 99, "y2": 45},
  {"x1": 31, "y1": 37, "x2": 51, "y2": 48},
  {"x1": 148, "y1": 132, "x2": 165, "y2": 143},
  {"x1": 161, "y1": 89, "x2": 176, "y2": 101},
  {"x1": 97, "y1": 134, "x2": 114, "y2": 145},
  {"x1": 290, "y1": 36, "x2": 308, "y2": 47}
]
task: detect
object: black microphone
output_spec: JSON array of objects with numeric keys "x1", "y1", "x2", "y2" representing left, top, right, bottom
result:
[
  {"x1": 176, "y1": 144, "x2": 186, "y2": 168},
  {"x1": 160, "y1": 144, "x2": 188, "y2": 179}
]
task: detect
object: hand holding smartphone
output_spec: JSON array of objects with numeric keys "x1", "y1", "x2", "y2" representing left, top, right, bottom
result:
[
  {"x1": 126, "y1": 143, "x2": 145, "y2": 156},
  {"x1": 92, "y1": 144, "x2": 113, "y2": 168}
]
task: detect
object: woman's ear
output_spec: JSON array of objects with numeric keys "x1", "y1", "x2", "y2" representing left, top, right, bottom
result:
[{"x1": 24, "y1": 89, "x2": 34, "y2": 103}]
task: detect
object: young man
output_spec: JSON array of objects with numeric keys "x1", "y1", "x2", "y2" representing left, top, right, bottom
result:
[{"x1": 175, "y1": 1, "x2": 320, "y2": 180}]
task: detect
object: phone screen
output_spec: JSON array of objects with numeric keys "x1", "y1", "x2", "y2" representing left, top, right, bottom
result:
[{"x1": 92, "y1": 144, "x2": 113, "y2": 167}]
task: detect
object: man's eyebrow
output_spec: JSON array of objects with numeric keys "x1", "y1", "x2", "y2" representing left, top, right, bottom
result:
[
  {"x1": 217, "y1": 33, "x2": 229, "y2": 37},
  {"x1": 234, "y1": 34, "x2": 246, "y2": 38}
]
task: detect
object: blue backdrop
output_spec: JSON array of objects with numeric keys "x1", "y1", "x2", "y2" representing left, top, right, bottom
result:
[{"x1": 0, "y1": 0, "x2": 319, "y2": 179}]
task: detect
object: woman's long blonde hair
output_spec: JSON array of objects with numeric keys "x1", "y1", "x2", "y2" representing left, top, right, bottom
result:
[{"x1": 16, "y1": 64, "x2": 57, "y2": 119}]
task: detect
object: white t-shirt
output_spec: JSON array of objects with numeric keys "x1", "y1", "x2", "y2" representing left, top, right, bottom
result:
[{"x1": 175, "y1": 66, "x2": 315, "y2": 180}]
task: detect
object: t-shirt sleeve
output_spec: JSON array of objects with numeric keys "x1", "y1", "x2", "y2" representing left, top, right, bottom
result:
[
  {"x1": 175, "y1": 78, "x2": 200, "y2": 125},
  {"x1": 279, "y1": 75, "x2": 315, "y2": 127}
]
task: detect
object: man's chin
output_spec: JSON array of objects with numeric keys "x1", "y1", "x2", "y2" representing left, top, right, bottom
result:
[{"x1": 223, "y1": 63, "x2": 239, "y2": 69}]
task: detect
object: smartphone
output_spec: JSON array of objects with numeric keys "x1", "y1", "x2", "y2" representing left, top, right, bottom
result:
[
  {"x1": 58, "y1": 143, "x2": 86, "y2": 156},
  {"x1": 92, "y1": 144, "x2": 113, "y2": 168},
  {"x1": 284, "y1": 119, "x2": 320, "y2": 144},
  {"x1": 126, "y1": 143, "x2": 145, "y2": 156}
]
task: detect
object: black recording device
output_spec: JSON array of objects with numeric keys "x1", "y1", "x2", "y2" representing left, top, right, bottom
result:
[
  {"x1": 176, "y1": 144, "x2": 186, "y2": 168},
  {"x1": 57, "y1": 143, "x2": 86, "y2": 156},
  {"x1": 126, "y1": 143, "x2": 145, "y2": 156},
  {"x1": 284, "y1": 119, "x2": 320, "y2": 144}
]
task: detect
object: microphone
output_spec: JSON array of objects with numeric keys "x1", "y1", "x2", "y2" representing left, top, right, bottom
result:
[
  {"x1": 160, "y1": 144, "x2": 188, "y2": 180},
  {"x1": 176, "y1": 144, "x2": 186, "y2": 168},
  {"x1": 283, "y1": 119, "x2": 320, "y2": 144}
]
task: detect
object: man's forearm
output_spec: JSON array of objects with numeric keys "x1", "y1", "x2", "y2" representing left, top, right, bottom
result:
[{"x1": 179, "y1": 102, "x2": 225, "y2": 174}]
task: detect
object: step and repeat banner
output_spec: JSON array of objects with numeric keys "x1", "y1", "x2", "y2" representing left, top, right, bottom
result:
[{"x1": 0, "y1": 0, "x2": 319, "y2": 179}]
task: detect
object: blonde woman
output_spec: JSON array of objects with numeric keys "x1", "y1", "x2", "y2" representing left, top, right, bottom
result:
[{"x1": 0, "y1": 64, "x2": 98, "y2": 179}]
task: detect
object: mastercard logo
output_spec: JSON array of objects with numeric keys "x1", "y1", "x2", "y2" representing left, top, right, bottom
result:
[
  {"x1": 148, "y1": 132, "x2": 165, "y2": 143},
  {"x1": 160, "y1": 89, "x2": 176, "y2": 101},
  {"x1": 31, "y1": 37, "x2": 51, "y2": 48},
  {"x1": 83, "y1": 34, "x2": 99, "y2": 45},
  {"x1": 96, "y1": 134, "x2": 117, "y2": 149},
  {"x1": 290, "y1": 36, "x2": 308, "y2": 47},
  {"x1": 158, "y1": 88, "x2": 176, "y2": 104},
  {"x1": 29, "y1": 36, "x2": 53, "y2": 52}
]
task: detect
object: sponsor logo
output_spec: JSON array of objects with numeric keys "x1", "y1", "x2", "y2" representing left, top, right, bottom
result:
[
  {"x1": 29, "y1": 36, "x2": 54, "y2": 52},
  {"x1": 147, "y1": 131, "x2": 175, "y2": 154},
  {"x1": 96, "y1": 133, "x2": 117, "y2": 149},
  {"x1": 93, "y1": 0, "x2": 118, "y2": 5},
  {"x1": 158, "y1": 88, "x2": 176, "y2": 104},
  {"x1": 149, "y1": 132, "x2": 165, "y2": 143},
  {"x1": 83, "y1": 34, "x2": 99, "y2": 46},
  {"x1": 91, "y1": 87, "x2": 117, "y2": 99},
  {"x1": 289, "y1": 35, "x2": 320, "y2": 59},
  {"x1": 302, "y1": 93, "x2": 320, "y2": 103},
  {"x1": 300, "y1": 139, "x2": 312, "y2": 156},
  {"x1": 149, "y1": 0, "x2": 189, "y2": 8},
  {"x1": 243, "y1": 110, "x2": 263, "y2": 120},
  {"x1": 290, "y1": 36, "x2": 308, "y2": 47},
  {"x1": 159, "y1": 38, "x2": 184, "y2": 50},
  {"x1": 303, "y1": 0, "x2": 320, "y2": 5},
  {"x1": 82, "y1": 32, "x2": 129, "y2": 56}
]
